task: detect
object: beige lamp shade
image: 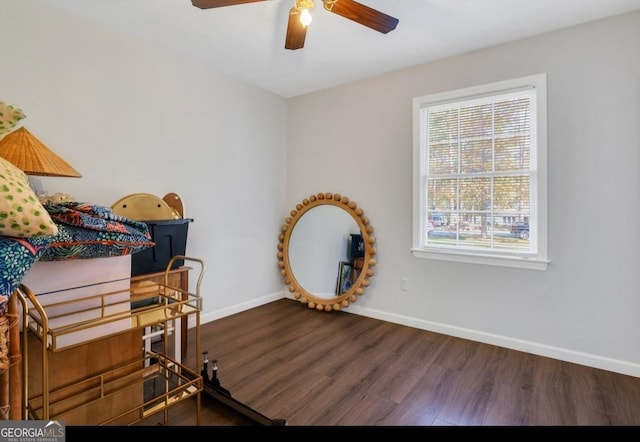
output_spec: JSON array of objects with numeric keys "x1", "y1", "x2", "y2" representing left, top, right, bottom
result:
[{"x1": 0, "y1": 127, "x2": 81, "y2": 177}]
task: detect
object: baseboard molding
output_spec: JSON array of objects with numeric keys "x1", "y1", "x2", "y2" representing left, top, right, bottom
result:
[
  {"x1": 195, "y1": 292, "x2": 640, "y2": 378},
  {"x1": 345, "y1": 303, "x2": 640, "y2": 378},
  {"x1": 194, "y1": 292, "x2": 283, "y2": 327}
]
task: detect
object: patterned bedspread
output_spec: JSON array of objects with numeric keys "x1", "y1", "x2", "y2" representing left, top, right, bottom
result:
[
  {"x1": 0, "y1": 235, "x2": 52, "y2": 316},
  {"x1": 41, "y1": 202, "x2": 154, "y2": 261},
  {"x1": 0, "y1": 202, "x2": 154, "y2": 316}
]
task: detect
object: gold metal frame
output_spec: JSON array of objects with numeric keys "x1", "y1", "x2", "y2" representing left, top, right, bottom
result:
[{"x1": 17, "y1": 256, "x2": 205, "y2": 425}]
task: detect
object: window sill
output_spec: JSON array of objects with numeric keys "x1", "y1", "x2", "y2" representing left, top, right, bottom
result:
[{"x1": 411, "y1": 248, "x2": 549, "y2": 271}]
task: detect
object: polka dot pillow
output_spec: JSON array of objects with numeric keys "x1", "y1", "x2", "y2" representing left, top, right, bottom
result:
[
  {"x1": 0, "y1": 101, "x2": 26, "y2": 135},
  {"x1": 0, "y1": 156, "x2": 58, "y2": 237}
]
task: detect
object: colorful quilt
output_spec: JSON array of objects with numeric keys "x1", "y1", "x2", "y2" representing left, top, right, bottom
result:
[
  {"x1": 40, "y1": 202, "x2": 154, "y2": 261},
  {"x1": 0, "y1": 235, "x2": 53, "y2": 316},
  {"x1": 0, "y1": 202, "x2": 155, "y2": 315}
]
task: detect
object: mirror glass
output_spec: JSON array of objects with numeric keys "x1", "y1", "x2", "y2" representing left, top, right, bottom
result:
[
  {"x1": 278, "y1": 192, "x2": 377, "y2": 312},
  {"x1": 288, "y1": 205, "x2": 360, "y2": 299}
]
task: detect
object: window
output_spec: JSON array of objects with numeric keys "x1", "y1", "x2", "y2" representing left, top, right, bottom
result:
[{"x1": 412, "y1": 74, "x2": 548, "y2": 270}]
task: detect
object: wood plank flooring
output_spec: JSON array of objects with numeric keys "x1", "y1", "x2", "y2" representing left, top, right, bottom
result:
[{"x1": 136, "y1": 298, "x2": 640, "y2": 426}]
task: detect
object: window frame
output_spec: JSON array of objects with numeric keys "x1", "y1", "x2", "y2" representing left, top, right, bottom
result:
[{"x1": 412, "y1": 74, "x2": 549, "y2": 271}]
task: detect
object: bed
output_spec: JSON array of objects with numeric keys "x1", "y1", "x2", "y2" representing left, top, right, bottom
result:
[
  {"x1": 0, "y1": 200, "x2": 154, "y2": 420},
  {"x1": 0, "y1": 201, "x2": 154, "y2": 316}
]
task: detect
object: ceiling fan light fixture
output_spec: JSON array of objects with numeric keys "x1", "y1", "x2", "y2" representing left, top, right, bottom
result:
[
  {"x1": 295, "y1": 0, "x2": 314, "y2": 26},
  {"x1": 192, "y1": 0, "x2": 398, "y2": 50},
  {"x1": 299, "y1": 8, "x2": 312, "y2": 26}
]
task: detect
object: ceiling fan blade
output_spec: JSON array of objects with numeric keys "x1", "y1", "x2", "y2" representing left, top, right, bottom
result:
[
  {"x1": 285, "y1": 7, "x2": 308, "y2": 50},
  {"x1": 191, "y1": 0, "x2": 266, "y2": 9},
  {"x1": 322, "y1": 0, "x2": 398, "y2": 34}
]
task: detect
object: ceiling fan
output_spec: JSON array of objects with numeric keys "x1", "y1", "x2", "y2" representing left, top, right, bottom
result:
[{"x1": 191, "y1": 0, "x2": 399, "y2": 50}]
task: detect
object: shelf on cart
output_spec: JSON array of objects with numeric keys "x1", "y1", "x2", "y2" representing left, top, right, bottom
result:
[
  {"x1": 26, "y1": 283, "x2": 200, "y2": 352},
  {"x1": 27, "y1": 352, "x2": 202, "y2": 425}
]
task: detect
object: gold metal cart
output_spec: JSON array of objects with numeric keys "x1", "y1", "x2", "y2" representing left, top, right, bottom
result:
[{"x1": 17, "y1": 256, "x2": 205, "y2": 426}]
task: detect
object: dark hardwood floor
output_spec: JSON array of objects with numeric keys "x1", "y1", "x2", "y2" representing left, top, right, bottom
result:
[{"x1": 136, "y1": 298, "x2": 640, "y2": 427}]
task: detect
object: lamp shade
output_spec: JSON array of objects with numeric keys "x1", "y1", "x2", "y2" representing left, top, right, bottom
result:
[{"x1": 0, "y1": 127, "x2": 81, "y2": 177}]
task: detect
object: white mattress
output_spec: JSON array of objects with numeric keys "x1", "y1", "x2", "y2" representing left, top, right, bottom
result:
[{"x1": 22, "y1": 255, "x2": 132, "y2": 349}]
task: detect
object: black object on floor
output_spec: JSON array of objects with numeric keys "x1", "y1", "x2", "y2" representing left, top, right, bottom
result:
[{"x1": 201, "y1": 351, "x2": 287, "y2": 426}]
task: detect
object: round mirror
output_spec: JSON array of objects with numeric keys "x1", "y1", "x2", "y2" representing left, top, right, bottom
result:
[
  {"x1": 288, "y1": 205, "x2": 357, "y2": 298},
  {"x1": 277, "y1": 192, "x2": 377, "y2": 312}
]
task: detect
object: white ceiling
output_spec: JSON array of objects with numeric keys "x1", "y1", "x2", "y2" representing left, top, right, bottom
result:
[{"x1": 43, "y1": 0, "x2": 640, "y2": 97}]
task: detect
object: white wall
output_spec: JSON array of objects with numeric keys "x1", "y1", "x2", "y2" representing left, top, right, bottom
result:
[
  {"x1": 286, "y1": 11, "x2": 640, "y2": 376},
  {"x1": 1, "y1": 1, "x2": 288, "y2": 321},
  {"x1": 4, "y1": 2, "x2": 640, "y2": 377}
]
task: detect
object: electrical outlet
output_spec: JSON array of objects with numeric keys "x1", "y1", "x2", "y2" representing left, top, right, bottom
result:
[{"x1": 401, "y1": 278, "x2": 408, "y2": 292}]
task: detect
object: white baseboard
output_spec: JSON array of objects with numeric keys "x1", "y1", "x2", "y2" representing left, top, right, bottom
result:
[
  {"x1": 190, "y1": 291, "x2": 283, "y2": 328},
  {"x1": 193, "y1": 292, "x2": 640, "y2": 378},
  {"x1": 345, "y1": 304, "x2": 640, "y2": 378}
]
